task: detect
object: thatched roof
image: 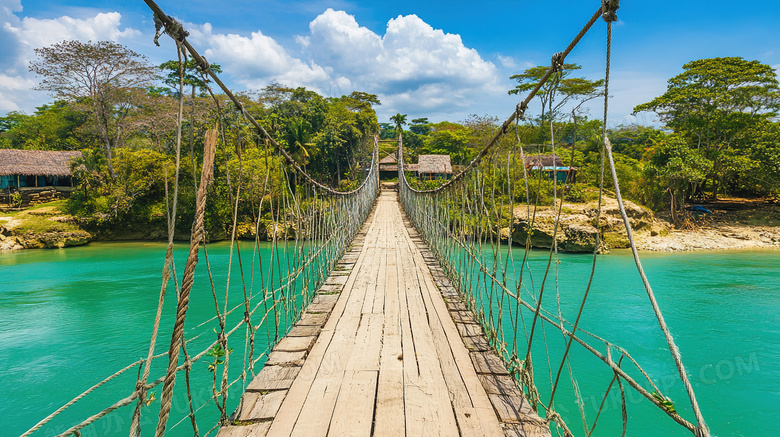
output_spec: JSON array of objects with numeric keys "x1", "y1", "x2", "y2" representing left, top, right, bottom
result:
[
  {"x1": 417, "y1": 155, "x2": 452, "y2": 174},
  {"x1": 524, "y1": 154, "x2": 564, "y2": 169},
  {"x1": 379, "y1": 152, "x2": 398, "y2": 164},
  {"x1": 0, "y1": 149, "x2": 83, "y2": 177},
  {"x1": 380, "y1": 164, "x2": 398, "y2": 172}
]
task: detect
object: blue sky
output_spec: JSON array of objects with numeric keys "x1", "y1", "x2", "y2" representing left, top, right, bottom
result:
[{"x1": 1, "y1": 0, "x2": 779, "y2": 127}]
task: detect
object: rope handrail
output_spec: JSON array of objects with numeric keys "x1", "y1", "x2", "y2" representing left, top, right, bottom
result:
[
  {"x1": 24, "y1": 147, "x2": 379, "y2": 436},
  {"x1": 398, "y1": 1, "x2": 710, "y2": 435}
]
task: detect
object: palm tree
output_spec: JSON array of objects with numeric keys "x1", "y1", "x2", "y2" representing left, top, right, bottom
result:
[
  {"x1": 285, "y1": 118, "x2": 315, "y2": 166},
  {"x1": 390, "y1": 113, "x2": 407, "y2": 136}
]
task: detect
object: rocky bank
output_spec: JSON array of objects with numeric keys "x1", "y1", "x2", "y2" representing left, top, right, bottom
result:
[
  {"x1": 0, "y1": 207, "x2": 92, "y2": 251},
  {"x1": 500, "y1": 197, "x2": 666, "y2": 253},
  {"x1": 501, "y1": 197, "x2": 780, "y2": 253}
]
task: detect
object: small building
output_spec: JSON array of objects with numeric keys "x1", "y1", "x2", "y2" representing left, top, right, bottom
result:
[
  {"x1": 416, "y1": 154, "x2": 453, "y2": 180},
  {"x1": 524, "y1": 154, "x2": 577, "y2": 184},
  {"x1": 379, "y1": 152, "x2": 399, "y2": 179},
  {"x1": 0, "y1": 149, "x2": 82, "y2": 206}
]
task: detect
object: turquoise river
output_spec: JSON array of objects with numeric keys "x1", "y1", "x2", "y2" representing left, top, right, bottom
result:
[{"x1": 1, "y1": 242, "x2": 778, "y2": 436}]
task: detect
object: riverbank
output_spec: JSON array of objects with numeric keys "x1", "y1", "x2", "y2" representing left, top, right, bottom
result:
[
  {"x1": 506, "y1": 196, "x2": 780, "y2": 253},
  {"x1": 0, "y1": 202, "x2": 91, "y2": 250},
  {"x1": 637, "y1": 198, "x2": 780, "y2": 251},
  {"x1": 3, "y1": 198, "x2": 779, "y2": 253}
]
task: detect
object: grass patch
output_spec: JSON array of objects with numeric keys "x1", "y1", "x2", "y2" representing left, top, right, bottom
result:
[
  {"x1": 14, "y1": 218, "x2": 79, "y2": 234},
  {"x1": 8, "y1": 200, "x2": 80, "y2": 234}
]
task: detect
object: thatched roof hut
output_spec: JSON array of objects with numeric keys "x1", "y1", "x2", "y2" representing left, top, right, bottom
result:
[
  {"x1": 379, "y1": 152, "x2": 398, "y2": 164},
  {"x1": 524, "y1": 154, "x2": 564, "y2": 169},
  {"x1": 0, "y1": 150, "x2": 82, "y2": 176},
  {"x1": 417, "y1": 155, "x2": 452, "y2": 175}
]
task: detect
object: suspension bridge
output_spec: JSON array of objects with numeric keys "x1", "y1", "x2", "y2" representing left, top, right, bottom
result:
[{"x1": 19, "y1": 1, "x2": 714, "y2": 436}]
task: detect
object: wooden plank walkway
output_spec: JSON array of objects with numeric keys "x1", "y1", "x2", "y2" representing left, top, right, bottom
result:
[{"x1": 218, "y1": 190, "x2": 549, "y2": 437}]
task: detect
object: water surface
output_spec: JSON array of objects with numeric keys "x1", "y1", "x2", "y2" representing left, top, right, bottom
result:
[{"x1": 1, "y1": 244, "x2": 778, "y2": 436}]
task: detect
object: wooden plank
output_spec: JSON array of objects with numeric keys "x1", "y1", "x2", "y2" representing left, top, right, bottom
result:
[
  {"x1": 409, "y1": 238, "x2": 504, "y2": 437},
  {"x1": 247, "y1": 365, "x2": 301, "y2": 391},
  {"x1": 317, "y1": 284, "x2": 343, "y2": 294},
  {"x1": 274, "y1": 335, "x2": 316, "y2": 352},
  {"x1": 478, "y1": 374, "x2": 523, "y2": 396},
  {"x1": 457, "y1": 323, "x2": 484, "y2": 337},
  {"x1": 462, "y1": 334, "x2": 492, "y2": 352},
  {"x1": 298, "y1": 312, "x2": 329, "y2": 327},
  {"x1": 237, "y1": 390, "x2": 288, "y2": 421},
  {"x1": 398, "y1": 231, "x2": 460, "y2": 437},
  {"x1": 503, "y1": 422, "x2": 553, "y2": 437},
  {"x1": 470, "y1": 352, "x2": 511, "y2": 375},
  {"x1": 326, "y1": 370, "x2": 378, "y2": 436},
  {"x1": 374, "y1": 241, "x2": 405, "y2": 437},
  {"x1": 278, "y1": 215, "x2": 386, "y2": 437},
  {"x1": 451, "y1": 310, "x2": 477, "y2": 324},
  {"x1": 287, "y1": 325, "x2": 321, "y2": 337},
  {"x1": 445, "y1": 299, "x2": 468, "y2": 312},
  {"x1": 258, "y1": 191, "x2": 546, "y2": 437},
  {"x1": 266, "y1": 350, "x2": 307, "y2": 366},
  {"x1": 488, "y1": 394, "x2": 537, "y2": 424},
  {"x1": 216, "y1": 422, "x2": 271, "y2": 437}
]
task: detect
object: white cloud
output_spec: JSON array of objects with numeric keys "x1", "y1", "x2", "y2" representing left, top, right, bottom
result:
[
  {"x1": 0, "y1": 6, "x2": 507, "y2": 122},
  {"x1": 497, "y1": 55, "x2": 516, "y2": 69},
  {"x1": 0, "y1": 5, "x2": 141, "y2": 114},
  {"x1": 188, "y1": 22, "x2": 329, "y2": 90},
  {"x1": 0, "y1": 73, "x2": 33, "y2": 90},
  {"x1": 184, "y1": 9, "x2": 504, "y2": 121},
  {"x1": 4, "y1": 12, "x2": 140, "y2": 71},
  {"x1": 9, "y1": 12, "x2": 139, "y2": 50}
]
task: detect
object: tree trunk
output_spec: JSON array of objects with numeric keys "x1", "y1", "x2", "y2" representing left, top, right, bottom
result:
[{"x1": 93, "y1": 96, "x2": 116, "y2": 178}]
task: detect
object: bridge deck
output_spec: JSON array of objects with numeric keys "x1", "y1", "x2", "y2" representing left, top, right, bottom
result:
[{"x1": 218, "y1": 190, "x2": 548, "y2": 437}]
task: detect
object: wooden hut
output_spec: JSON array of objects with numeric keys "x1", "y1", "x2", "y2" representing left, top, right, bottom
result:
[
  {"x1": 417, "y1": 155, "x2": 453, "y2": 180},
  {"x1": 379, "y1": 152, "x2": 399, "y2": 179},
  {"x1": 0, "y1": 149, "x2": 82, "y2": 205},
  {"x1": 524, "y1": 154, "x2": 577, "y2": 184}
]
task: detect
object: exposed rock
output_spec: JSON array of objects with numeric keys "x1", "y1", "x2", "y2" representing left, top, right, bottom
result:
[
  {"x1": 506, "y1": 197, "x2": 660, "y2": 253},
  {"x1": 266, "y1": 222, "x2": 296, "y2": 241},
  {"x1": 15, "y1": 230, "x2": 92, "y2": 249}
]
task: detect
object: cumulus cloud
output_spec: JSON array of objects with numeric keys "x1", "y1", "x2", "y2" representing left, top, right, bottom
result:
[
  {"x1": 0, "y1": 3, "x2": 140, "y2": 113},
  {"x1": 0, "y1": 5, "x2": 508, "y2": 121},
  {"x1": 188, "y1": 23, "x2": 329, "y2": 90},
  {"x1": 188, "y1": 8, "x2": 505, "y2": 120}
]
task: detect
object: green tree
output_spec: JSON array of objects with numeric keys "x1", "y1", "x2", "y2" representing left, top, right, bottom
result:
[
  {"x1": 509, "y1": 64, "x2": 604, "y2": 122},
  {"x1": 409, "y1": 117, "x2": 431, "y2": 135},
  {"x1": 420, "y1": 121, "x2": 471, "y2": 165},
  {"x1": 634, "y1": 57, "x2": 780, "y2": 197},
  {"x1": 390, "y1": 113, "x2": 407, "y2": 135},
  {"x1": 0, "y1": 103, "x2": 90, "y2": 150},
  {"x1": 284, "y1": 118, "x2": 315, "y2": 165},
  {"x1": 158, "y1": 59, "x2": 223, "y2": 97},
  {"x1": 645, "y1": 134, "x2": 712, "y2": 224},
  {"x1": 29, "y1": 40, "x2": 158, "y2": 176}
]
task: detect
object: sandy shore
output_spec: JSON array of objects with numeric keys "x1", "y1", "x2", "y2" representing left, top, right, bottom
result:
[{"x1": 636, "y1": 223, "x2": 780, "y2": 252}]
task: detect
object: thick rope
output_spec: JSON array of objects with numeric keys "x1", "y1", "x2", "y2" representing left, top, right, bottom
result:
[
  {"x1": 154, "y1": 128, "x2": 217, "y2": 437},
  {"x1": 128, "y1": 39, "x2": 187, "y2": 437}
]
